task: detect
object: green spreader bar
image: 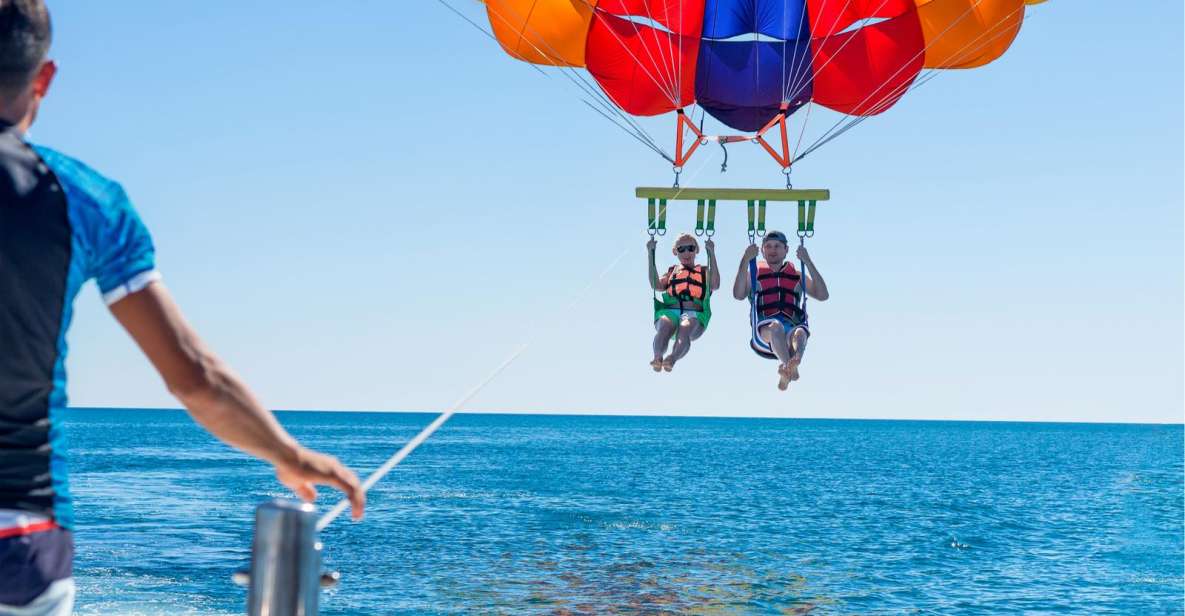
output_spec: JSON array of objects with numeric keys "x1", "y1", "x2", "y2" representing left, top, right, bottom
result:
[
  {"x1": 636, "y1": 187, "x2": 830, "y2": 202},
  {"x1": 641, "y1": 186, "x2": 830, "y2": 239}
]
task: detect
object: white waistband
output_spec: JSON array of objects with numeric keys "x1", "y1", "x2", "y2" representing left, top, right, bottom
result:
[{"x1": 0, "y1": 509, "x2": 51, "y2": 531}]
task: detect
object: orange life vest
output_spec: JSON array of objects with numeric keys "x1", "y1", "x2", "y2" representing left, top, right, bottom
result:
[
  {"x1": 666, "y1": 265, "x2": 706, "y2": 302},
  {"x1": 755, "y1": 261, "x2": 803, "y2": 319}
]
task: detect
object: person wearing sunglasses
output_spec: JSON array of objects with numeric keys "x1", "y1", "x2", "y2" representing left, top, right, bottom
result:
[
  {"x1": 646, "y1": 234, "x2": 720, "y2": 372},
  {"x1": 732, "y1": 231, "x2": 830, "y2": 391}
]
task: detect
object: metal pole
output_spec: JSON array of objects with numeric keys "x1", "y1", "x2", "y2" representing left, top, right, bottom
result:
[{"x1": 247, "y1": 499, "x2": 323, "y2": 616}]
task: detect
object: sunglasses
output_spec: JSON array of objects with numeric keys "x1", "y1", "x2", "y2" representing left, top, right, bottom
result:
[{"x1": 676, "y1": 245, "x2": 698, "y2": 253}]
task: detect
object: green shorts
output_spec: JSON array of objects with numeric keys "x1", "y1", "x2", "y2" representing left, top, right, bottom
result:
[{"x1": 655, "y1": 309, "x2": 710, "y2": 331}]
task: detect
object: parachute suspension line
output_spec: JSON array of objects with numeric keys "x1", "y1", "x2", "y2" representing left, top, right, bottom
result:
[
  {"x1": 797, "y1": 12, "x2": 1028, "y2": 162},
  {"x1": 790, "y1": 101, "x2": 815, "y2": 167},
  {"x1": 581, "y1": 100, "x2": 674, "y2": 164},
  {"x1": 453, "y1": 0, "x2": 671, "y2": 163},
  {"x1": 614, "y1": 4, "x2": 680, "y2": 105},
  {"x1": 576, "y1": 3, "x2": 681, "y2": 109},
  {"x1": 448, "y1": 0, "x2": 663, "y2": 157},
  {"x1": 796, "y1": 10, "x2": 1038, "y2": 163},
  {"x1": 785, "y1": 0, "x2": 898, "y2": 105},
  {"x1": 433, "y1": 0, "x2": 547, "y2": 79},
  {"x1": 780, "y1": 0, "x2": 824, "y2": 106},
  {"x1": 490, "y1": 3, "x2": 669, "y2": 157},
  {"x1": 791, "y1": 0, "x2": 1023, "y2": 163},
  {"x1": 778, "y1": 0, "x2": 833, "y2": 174},
  {"x1": 644, "y1": 0, "x2": 682, "y2": 104},
  {"x1": 446, "y1": 0, "x2": 666, "y2": 163},
  {"x1": 799, "y1": 0, "x2": 986, "y2": 131},
  {"x1": 469, "y1": 1, "x2": 664, "y2": 156}
]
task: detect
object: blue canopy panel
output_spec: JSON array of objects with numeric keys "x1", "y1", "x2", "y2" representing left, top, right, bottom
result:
[
  {"x1": 696, "y1": 0, "x2": 815, "y2": 132},
  {"x1": 695, "y1": 39, "x2": 814, "y2": 132},
  {"x1": 702, "y1": 0, "x2": 811, "y2": 39}
]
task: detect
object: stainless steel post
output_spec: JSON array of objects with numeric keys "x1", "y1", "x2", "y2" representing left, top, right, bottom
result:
[{"x1": 246, "y1": 499, "x2": 322, "y2": 616}]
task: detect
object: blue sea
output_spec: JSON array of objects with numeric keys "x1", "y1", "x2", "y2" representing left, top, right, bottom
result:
[{"x1": 63, "y1": 409, "x2": 1182, "y2": 615}]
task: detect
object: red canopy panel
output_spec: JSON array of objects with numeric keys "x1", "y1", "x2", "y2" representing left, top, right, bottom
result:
[
  {"x1": 810, "y1": 7, "x2": 925, "y2": 116},
  {"x1": 807, "y1": 0, "x2": 918, "y2": 38},
  {"x1": 585, "y1": 10, "x2": 703, "y2": 116},
  {"x1": 596, "y1": 0, "x2": 704, "y2": 36}
]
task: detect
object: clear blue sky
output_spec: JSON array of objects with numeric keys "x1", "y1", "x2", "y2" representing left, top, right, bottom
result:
[{"x1": 40, "y1": 2, "x2": 1182, "y2": 423}]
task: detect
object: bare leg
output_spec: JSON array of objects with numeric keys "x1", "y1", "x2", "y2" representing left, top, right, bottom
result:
[
  {"x1": 760, "y1": 321, "x2": 794, "y2": 391},
  {"x1": 786, "y1": 326, "x2": 809, "y2": 381},
  {"x1": 664, "y1": 318, "x2": 704, "y2": 370},
  {"x1": 652, "y1": 317, "x2": 675, "y2": 371}
]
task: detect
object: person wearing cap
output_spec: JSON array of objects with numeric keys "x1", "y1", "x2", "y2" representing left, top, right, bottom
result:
[
  {"x1": 733, "y1": 231, "x2": 829, "y2": 390},
  {"x1": 647, "y1": 233, "x2": 720, "y2": 371},
  {"x1": 0, "y1": 2, "x2": 364, "y2": 613}
]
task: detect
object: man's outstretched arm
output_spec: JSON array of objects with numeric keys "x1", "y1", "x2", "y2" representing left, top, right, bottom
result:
[{"x1": 108, "y1": 282, "x2": 365, "y2": 520}]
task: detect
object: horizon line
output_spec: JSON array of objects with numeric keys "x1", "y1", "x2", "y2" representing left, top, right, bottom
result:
[{"x1": 66, "y1": 406, "x2": 1184, "y2": 427}]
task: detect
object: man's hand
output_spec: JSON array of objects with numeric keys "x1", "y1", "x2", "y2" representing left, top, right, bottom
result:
[
  {"x1": 704, "y1": 239, "x2": 715, "y2": 254},
  {"x1": 274, "y1": 447, "x2": 366, "y2": 520},
  {"x1": 110, "y1": 282, "x2": 368, "y2": 521},
  {"x1": 743, "y1": 243, "x2": 759, "y2": 261},
  {"x1": 647, "y1": 238, "x2": 657, "y2": 252},
  {"x1": 796, "y1": 245, "x2": 812, "y2": 264}
]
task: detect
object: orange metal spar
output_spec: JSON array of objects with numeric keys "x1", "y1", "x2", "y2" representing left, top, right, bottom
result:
[{"x1": 675, "y1": 104, "x2": 793, "y2": 170}]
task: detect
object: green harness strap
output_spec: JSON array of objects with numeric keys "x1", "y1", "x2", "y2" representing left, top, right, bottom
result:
[{"x1": 642, "y1": 188, "x2": 830, "y2": 332}]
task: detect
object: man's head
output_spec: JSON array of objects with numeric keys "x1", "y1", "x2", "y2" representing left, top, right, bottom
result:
[
  {"x1": 761, "y1": 230, "x2": 789, "y2": 264},
  {"x1": 672, "y1": 233, "x2": 699, "y2": 266},
  {"x1": 0, "y1": 0, "x2": 54, "y2": 130}
]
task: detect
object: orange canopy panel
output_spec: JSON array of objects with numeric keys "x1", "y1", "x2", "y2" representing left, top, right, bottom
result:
[
  {"x1": 485, "y1": 0, "x2": 597, "y2": 67},
  {"x1": 478, "y1": 0, "x2": 1044, "y2": 133},
  {"x1": 915, "y1": 0, "x2": 1026, "y2": 69}
]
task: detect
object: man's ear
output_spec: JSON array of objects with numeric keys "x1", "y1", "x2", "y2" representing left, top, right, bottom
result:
[{"x1": 31, "y1": 60, "x2": 56, "y2": 98}]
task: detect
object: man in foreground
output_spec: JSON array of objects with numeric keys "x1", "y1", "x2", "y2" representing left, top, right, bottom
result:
[{"x1": 0, "y1": 2, "x2": 364, "y2": 613}]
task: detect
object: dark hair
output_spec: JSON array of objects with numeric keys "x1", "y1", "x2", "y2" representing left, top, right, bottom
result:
[
  {"x1": 763, "y1": 230, "x2": 789, "y2": 246},
  {"x1": 0, "y1": 0, "x2": 51, "y2": 95}
]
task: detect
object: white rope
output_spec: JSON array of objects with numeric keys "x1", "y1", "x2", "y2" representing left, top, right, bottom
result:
[
  {"x1": 317, "y1": 153, "x2": 717, "y2": 532},
  {"x1": 316, "y1": 344, "x2": 527, "y2": 531}
]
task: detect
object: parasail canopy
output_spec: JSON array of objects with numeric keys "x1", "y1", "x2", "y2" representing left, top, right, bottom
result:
[{"x1": 484, "y1": 0, "x2": 1042, "y2": 134}]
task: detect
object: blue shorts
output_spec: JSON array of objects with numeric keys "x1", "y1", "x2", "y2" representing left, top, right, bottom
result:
[
  {"x1": 751, "y1": 315, "x2": 810, "y2": 359},
  {"x1": 0, "y1": 511, "x2": 73, "y2": 613}
]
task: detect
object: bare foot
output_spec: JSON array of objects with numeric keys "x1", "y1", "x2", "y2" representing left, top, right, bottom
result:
[
  {"x1": 778, "y1": 363, "x2": 792, "y2": 391},
  {"x1": 650, "y1": 358, "x2": 663, "y2": 372},
  {"x1": 662, "y1": 358, "x2": 676, "y2": 372},
  {"x1": 787, "y1": 357, "x2": 801, "y2": 381}
]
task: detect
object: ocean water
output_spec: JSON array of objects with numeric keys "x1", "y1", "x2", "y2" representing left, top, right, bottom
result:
[{"x1": 62, "y1": 409, "x2": 1182, "y2": 615}]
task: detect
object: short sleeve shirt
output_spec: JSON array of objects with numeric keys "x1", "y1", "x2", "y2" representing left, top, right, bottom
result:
[{"x1": 0, "y1": 122, "x2": 158, "y2": 528}]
